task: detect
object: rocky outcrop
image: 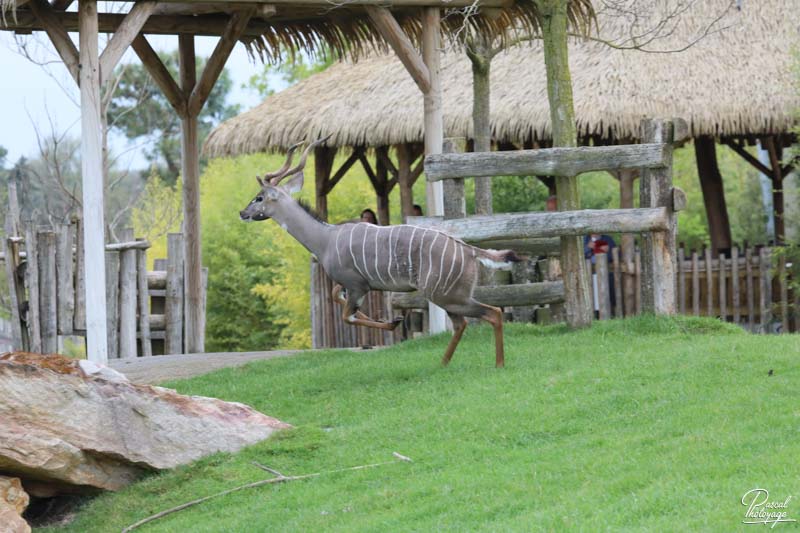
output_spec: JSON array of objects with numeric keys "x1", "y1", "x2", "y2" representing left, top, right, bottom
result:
[
  {"x1": 0, "y1": 353, "x2": 290, "y2": 494},
  {"x1": 0, "y1": 476, "x2": 30, "y2": 533}
]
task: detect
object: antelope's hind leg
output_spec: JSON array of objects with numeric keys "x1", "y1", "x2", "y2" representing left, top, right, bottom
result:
[
  {"x1": 444, "y1": 299, "x2": 505, "y2": 368},
  {"x1": 441, "y1": 314, "x2": 467, "y2": 366},
  {"x1": 334, "y1": 284, "x2": 402, "y2": 331}
]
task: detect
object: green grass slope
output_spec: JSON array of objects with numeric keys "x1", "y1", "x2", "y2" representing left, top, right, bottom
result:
[{"x1": 45, "y1": 316, "x2": 799, "y2": 532}]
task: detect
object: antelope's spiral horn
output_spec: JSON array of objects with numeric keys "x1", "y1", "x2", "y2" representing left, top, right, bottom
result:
[
  {"x1": 262, "y1": 141, "x2": 304, "y2": 180},
  {"x1": 270, "y1": 134, "x2": 333, "y2": 186}
]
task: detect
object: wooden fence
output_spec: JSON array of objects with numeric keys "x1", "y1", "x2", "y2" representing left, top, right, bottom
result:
[{"x1": 2, "y1": 221, "x2": 206, "y2": 356}]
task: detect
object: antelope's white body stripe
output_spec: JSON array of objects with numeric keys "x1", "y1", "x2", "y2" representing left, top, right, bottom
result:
[
  {"x1": 349, "y1": 225, "x2": 367, "y2": 278},
  {"x1": 335, "y1": 226, "x2": 344, "y2": 267},
  {"x1": 407, "y1": 227, "x2": 417, "y2": 282},
  {"x1": 432, "y1": 237, "x2": 448, "y2": 295},
  {"x1": 424, "y1": 232, "x2": 439, "y2": 290},
  {"x1": 444, "y1": 243, "x2": 466, "y2": 295},
  {"x1": 386, "y1": 226, "x2": 397, "y2": 285},
  {"x1": 418, "y1": 229, "x2": 428, "y2": 287},
  {"x1": 373, "y1": 226, "x2": 386, "y2": 285}
]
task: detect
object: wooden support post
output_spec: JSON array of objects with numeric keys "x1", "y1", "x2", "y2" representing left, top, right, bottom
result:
[
  {"x1": 421, "y1": 7, "x2": 446, "y2": 333},
  {"x1": 375, "y1": 146, "x2": 391, "y2": 225},
  {"x1": 118, "y1": 228, "x2": 138, "y2": 359},
  {"x1": 365, "y1": 6, "x2": 431, "y2": 94},
  {"x1": 695, "y1": 135, "x2": 732, "y2": 255},
  {"x1": 38, "y1": 231, "x2": 58, "y2": 353},
  {"x1": 618, "y1": 169, "x2": 637, "y2": 316},
  {"x1": 441, "y1": 139, "x2": 466, "y2": 220},
  {"x1": 105, "y1": 250, "x2": 120, "y2": 359},
  {"x1": 136, "y1": 244, "x2": 153, "y2": 357},
  {"x1": 762, "y1": 136, "x2": 785, "y2": 243},
  {"x1": 179, "y1": 34, "x2": 204, "y2": 354},
  {"x1": 54, "y1": 223, "x2": 75, "y2": 335},
  {"x1": 73, "y1": 218, "x2": 86, "y2": 331},
  {"x1": 314, "y1": 146, "x2": 336, "y2": 221},
  {"x1": 80, "y1": 0, "x2": 109, "y2": 363},
  {"x1": 396, "y1": 143, "x2": 416, "y2": 222},
  {"x1": 612, "y1": 246, "x2": 623, "y2": 318},
  {"x1": 165, "y1": 233, "x2": 185, "y2": 354},
  {"x1": 639, "y1": 118, "x2": 677, "y2": 315}
]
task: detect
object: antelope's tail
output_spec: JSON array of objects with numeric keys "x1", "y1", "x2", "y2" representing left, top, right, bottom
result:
[{"x1": 476, "y1": 248, "x2": 525, "y2": 269}]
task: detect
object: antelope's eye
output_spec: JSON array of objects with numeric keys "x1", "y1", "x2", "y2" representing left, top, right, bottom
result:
[{"x1": 256, "y1": 196, "x2": 264, "y2": 202}]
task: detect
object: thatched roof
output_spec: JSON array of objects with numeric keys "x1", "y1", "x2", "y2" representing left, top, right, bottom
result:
[
  {"x1": 205, "y1": 0, "x2": 799, "y2": 156},
  {"x1": 0, "y1": 0, "x2": 594, "y2": 63}
]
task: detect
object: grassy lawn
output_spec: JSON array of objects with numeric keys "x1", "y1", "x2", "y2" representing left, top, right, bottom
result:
[{"x1": 44, "y1": 316, "x2": 799, "y2": 532}]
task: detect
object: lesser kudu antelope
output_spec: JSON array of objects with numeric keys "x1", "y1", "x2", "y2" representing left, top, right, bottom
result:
[{"x1": 240, "y1": 138, "x2": 521, "y2": 367}]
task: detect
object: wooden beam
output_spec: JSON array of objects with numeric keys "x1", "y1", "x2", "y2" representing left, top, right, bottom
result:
[
  {"x1": 358, "y1": 152, "x2": 379, "y2": 191},
  {"x1": 325, "y1": 147, "x2": 362, "y2": 194},
  {"x1": 187, "y1": 9, "x2": 253, "y2": 117},
  {"x1": 723, "y1": 139, "x2": 772, "y2": 177},
  {"x1": 375, "y1": 145, "x2": 398, "y2": 179},
  {"x1": 99, "y1": 0, "x2": 157, "y2": 84},
  {"x1": 51, "y1": 0, "x2": 73, "y2": 10},
  {"x1": 130, "y1": 34, "x2": 187, "y2": 116},
  {"x1": 365, "y1": 6, "x2": 430, "y2": 94},
  {"x1": 28, "y1": 0, "x2": 80, "y2": 84},
  {"x1": 393, "y1": 281, "x2": 565, "y2": 310},
  {"x1": 131, "y1": 0, "x2": 512, "y2": 6},
  {"x1": 409, "y1": 208, "x2": 670, "y2": 241},
  {"x1": 425, "y1": 143, "x2": 670, "y2": 181},
  {"x1": 5, "y1": 11, "x2": 271, "y2": 37},
  {"x1": 79, "y1": 0, "x2": 109, "y2": 363},
  {"x1": 153, "y1": 2, "x2": 276, "y2": 16}
]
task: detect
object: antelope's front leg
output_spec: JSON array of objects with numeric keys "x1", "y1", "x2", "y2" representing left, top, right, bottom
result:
[{"x1": 335, "y1": 284, "x2": 402, "y2": 331}]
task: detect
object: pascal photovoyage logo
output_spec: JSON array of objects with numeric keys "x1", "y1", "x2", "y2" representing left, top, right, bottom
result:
[{"x1": 742, "y1": 488, "x2": 796, "y2": 528}]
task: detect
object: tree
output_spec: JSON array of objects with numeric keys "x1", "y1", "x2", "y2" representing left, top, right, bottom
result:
[{"x1": 107, "y1": 52, "x2": 240, "y2": 183}]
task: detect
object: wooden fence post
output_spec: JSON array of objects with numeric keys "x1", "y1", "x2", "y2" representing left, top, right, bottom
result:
[
  {"x1": 118, "y1": 228, "x2": 138, "y2": 359},
  {"x1": 639, "y1": 118, "x2": 677, "y2": 314},
  {"x1": 105, "y1": 250, "x2": 120, "y2": 358},
  {"x1": 165, "y1": 233, "x2": 185, "y2": 354},
  {"x1": 731, "y1": 245, "x2": 740, "y2": 323},
  {"x1": 24, "y1": 228, "x2": 41, "y2": 353},
  {"x1": 73, "y1": 218, "x2": 86, "y2": 332},
  {"x1": 38, "y1": 231, "x2": 58, "y2": 353},
  {"x1": 55, "y1": 223, "x2": 75, "y2": 336},
  {"x1": 759, "y1": 247, "x2": 772, "y2": 332},
  {"x1": 442, "y1": 138, "x2": 465, "y2": 219},
  {"x1": 136, "y1": 242, "x2": 153, "y2": 358},
  {"x1": 3, "y1": 229, "x2": 24, "y2": 350}
]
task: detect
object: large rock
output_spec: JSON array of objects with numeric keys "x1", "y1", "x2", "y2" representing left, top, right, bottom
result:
[
  {"x1": 0, "y1": 476, "x2": 30, "y2": 533},
  {"x1": 0, "y1": 353, "x2": 290, "y2": 494}
]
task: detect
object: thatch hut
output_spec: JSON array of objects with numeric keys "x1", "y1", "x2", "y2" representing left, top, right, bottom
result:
[{"x1": 206, "y1": 0, "x2": 799, "y2": 248}]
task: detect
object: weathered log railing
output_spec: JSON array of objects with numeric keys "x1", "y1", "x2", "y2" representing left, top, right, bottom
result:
[
  {"x1": 397, "y1": 117, "x2": 686, "y2": 318},
  {"x1": 2, "y1": 223, "x2": 206, "y2": 357}
]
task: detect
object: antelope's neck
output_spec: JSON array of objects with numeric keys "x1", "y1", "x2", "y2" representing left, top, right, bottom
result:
[{"x1": 272, "y1": 200, "x2": 333, "y2": 256}]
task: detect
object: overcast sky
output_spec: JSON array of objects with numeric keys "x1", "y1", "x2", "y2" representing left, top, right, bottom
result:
[{"x1": 0, "y1": 30, "x2": 269, "y2": 169}]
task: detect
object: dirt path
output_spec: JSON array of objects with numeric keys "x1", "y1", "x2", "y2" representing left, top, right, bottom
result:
[{"x1": 108, "y1": 350, "x2": 303, "y2": 384}]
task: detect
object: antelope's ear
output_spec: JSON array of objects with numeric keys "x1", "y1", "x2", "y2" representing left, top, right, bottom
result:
[{"x1": 282, "y1": 171, "x2": 304, "y2": 195}]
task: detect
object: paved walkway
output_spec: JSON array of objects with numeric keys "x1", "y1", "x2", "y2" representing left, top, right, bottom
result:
[{"x1": 109, "y1": 350, "x2": 303, "y2": 384}]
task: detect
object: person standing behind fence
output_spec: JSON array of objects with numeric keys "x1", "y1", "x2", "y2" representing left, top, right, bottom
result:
[
  {"x1": 584, "y1": 233, "x2": 617, "y2": 315},
  {"x1": 360, "y1": 209, "x2": 378, "y2": 224}
]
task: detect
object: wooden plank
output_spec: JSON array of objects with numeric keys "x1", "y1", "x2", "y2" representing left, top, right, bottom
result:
[
  {"x1": 425, "y1": 143, "x2": 669, "y2": 181},
  {"x1": 187, "y1": 9, "x2": 253, "y2": 116},
  {"x1": 99, "y1": 0, "x2": 156, "y2": 84},
  {"x1": 310, "y1": 259, "x2": 320, "y2": 349},
  {"x1": 105, "y1": 251, "x2": 120, "y2": 358},
  {"x1": 105, "y1": 240, "x2": 151, "y2": 251},
  {"x1": 759, "y1": 247, "x2": 772, "y2": 332},
  {"x1": 745, "y1": 245, "x2": 755, "y2": 328},
  {"x1": 677, "y1": 245, "x2": 686, "y2": 314},
  {"x1": 392, "y1": 281, "x2": 565, "y2": 310},
  {"x1": 691, "y1": 249, "x2": 700, "y2": 316},
  {"x1": 3, "y1": 237, "x2": 24, "y2": 350},
  {"x1": 118, "y1": 229, "x2": 138, "y2": 359},
  {"x1": 731, "y1": 246, "x2": 740, "y2": 323},
  {"x1": 131, "y1": 34, "x2": 187, "y2": 116},
  {"x1": 54, "y1": 223, "x2": 74, "y2": 335},
  {"x1": 639, "y1": 119, "x2": 677, "y2": 315},
  {"x1": 147, "y1": 270, "x2": 167, "y2": 289},
  {"x1": 365, "y1": 6, "x2": 430, "y2": 94},
  {"x1": 165, "y1": 233, "x2": 185, "y2": 354},
  {"x1": 24, "y1": 228, "x2": 42, "y2": 353},
  {"x1": 136, "y1": 246, "x2": 153, "y2": 357},
  {"x1": 409, "y1": 207, "x2": 669, "y2": 242},
  {"x1": 73, "y1": 218, "x2": 86, "y2": 331},
  {"x1": 80, "y1": 0, "x2": 109, "y2": 363},
  {"x1": 27, "y1": 0, "x2": 79, "y2": 83},
  {"x1": 704, "y1": 247, "x2": 713, "y2": 317},
  {"x1": 153, "y1": 3, "x2": 276, "y2": 16},
  {"x1": 634, "y1": 251, "x2": 641, "y2": 315},
  {"x1": 612, "y1": 246, "x2": 622, "y2": 318},
  {"x1": 596, "y1": 253, "x2": 611, "y2": 319},
  {"x1": 37, "y1": 231, "x2": 58, "y2": 353},
  {"x1": 718, "y1": 251, "x2": 727, "y2": 319}
]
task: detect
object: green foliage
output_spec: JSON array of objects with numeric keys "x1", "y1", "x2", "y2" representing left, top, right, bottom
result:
[
  {"x1": 45, "y1": 317, "x2": 800, "y2": 532},
  {"x1": 131, "y1": 172, "x2": 183, "y2": 268},
  {"x1": 108, "y1": 52, "x2": 240, "y2": 183}
]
